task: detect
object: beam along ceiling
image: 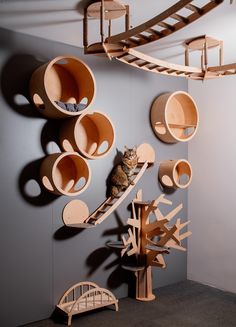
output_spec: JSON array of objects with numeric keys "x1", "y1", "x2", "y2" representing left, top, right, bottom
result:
[{"x1": 0, "y1": 0, "x2": 236, "y2": 66}]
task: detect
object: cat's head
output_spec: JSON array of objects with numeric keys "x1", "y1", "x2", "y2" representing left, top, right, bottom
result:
[{"x1": 124, "y1": 146, "x2": 137, "y2": 160}]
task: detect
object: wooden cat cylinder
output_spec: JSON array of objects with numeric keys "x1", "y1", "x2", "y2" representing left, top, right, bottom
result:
[
  {"x1": 60, "y1": 111, "x2": 115, "y2": 159},
  {"x1": 151, "y1": 91, "x2": 199, "y2": 143},
  {"x1": 158, "y1": 159, "x2": 192, "y2": 189}
]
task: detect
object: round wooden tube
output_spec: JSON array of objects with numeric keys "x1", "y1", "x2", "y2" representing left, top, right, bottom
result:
[
  {"x1": 40, "y1": 152, "x2": 91, "y2": 196},
  {"x1": 30, "y1": 56, "x2": 96, "y2": 119},
  {"x1": 151, "y1": 91, "x2": 199, "y2": 143},
  {"x1": 158, "y1": 159, "x2": 192, "y2": 189},
  {"x1": 60, "y1": 111, "x2": 115, "y2": 159}
]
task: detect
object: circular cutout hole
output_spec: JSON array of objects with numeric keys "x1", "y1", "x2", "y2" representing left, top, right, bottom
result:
[
  {"x1": 46, "y1": 141, "x2": 61, "y2": 154},
  {"x1": 178, "y1": 173, "x2": 190, "y2": 185},
  {"x1": 33, "y1": 94, "x2": 45, "y2": 110},
  {"x1": 14, "y1": 94, "x2": 29, "y2": 106},
  {"x1": 155, "y1": 122, "x2": 166, "y2": 135},
  {"x1": 74, "y1": 177, "x2": 86, "y2": 191},
  {"x1": 24, "y1": 179, "x2": 42, "y2": 197},
  {"x1": 97, "y1": 140, "x2": 109, "y2": 155},
  {"x1": 161, "y1": 175, "x2": 173, "y2": 187}
]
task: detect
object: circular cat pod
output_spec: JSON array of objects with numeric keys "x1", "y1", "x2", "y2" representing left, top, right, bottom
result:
[
  {"x1": 151, "y1": 91, "x2": 199, "y2": 143},
  {"x1": 30, "y1": 56, "x2": 96, "y2": 118},
  {"x1": 40, "y1": 152, "x2": 91, "y2": 196},
  {"x1": 60, "y1": 111, "x2": 115, "y2": 159},
  {"x1": 158, "y1": 159, "x2": 192, "y2": 189}
]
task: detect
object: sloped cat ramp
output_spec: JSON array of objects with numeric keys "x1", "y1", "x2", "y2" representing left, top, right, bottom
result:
[{"x1": 62, "y1": 143, "x2": 155, "y2": 228}]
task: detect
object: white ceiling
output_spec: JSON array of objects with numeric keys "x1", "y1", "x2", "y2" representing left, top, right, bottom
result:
[{"x1": 0, "y1": 0, "x2": 236, "y2": 67}]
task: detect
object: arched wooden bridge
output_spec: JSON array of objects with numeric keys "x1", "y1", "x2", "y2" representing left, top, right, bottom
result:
[
  {"x1": 57, "y1": 281, "x2": 118, "y2": 326},
  {"x1": 84, "y1": 0, "x2": 236, "y2": 80}
]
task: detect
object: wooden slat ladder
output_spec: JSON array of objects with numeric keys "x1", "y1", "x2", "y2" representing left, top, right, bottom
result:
[
  {"x1": 63, "y1": 161, "x2": 149, "y2": 229},
  {"x1": 116, "y1": 48, "x2": 203, "y2": 79},
  {"x1": 84, "y1": 161, "x2": 149, "y2": 227},
  {"x1": 106, "y1": 0, "x2": 224, "y2": 49}
]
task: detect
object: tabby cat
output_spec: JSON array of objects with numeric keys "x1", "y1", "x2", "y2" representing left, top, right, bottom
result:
[{"x1": 109, "y1": 146, "x2": 138, "y2": 197}]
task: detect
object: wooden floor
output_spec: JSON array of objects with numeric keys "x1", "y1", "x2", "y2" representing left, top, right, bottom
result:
[{"x1": 23, "y1": 280, "x2": 236, "y2": 327}]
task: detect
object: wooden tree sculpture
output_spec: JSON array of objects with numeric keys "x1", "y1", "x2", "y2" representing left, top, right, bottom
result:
[{"x1": 109, "y1": 189, "x2": 191, "y2": 301}]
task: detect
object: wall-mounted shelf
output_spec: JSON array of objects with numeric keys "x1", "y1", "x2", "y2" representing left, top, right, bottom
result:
[
  {"x1": 60, "y1": 111, "x2": 115, "y2": 159},
  {"x1": 159, "y1": 159, "x2": 192, "y2": 189},
  {"x1": 151, "y1": 91, "x2": 199, "y2": 143},
  {"x1": 30, "y1": 56, "x2": 96, "y2": 119},
  {"x1": 40, "y1": 152, "x2": 91, "y2": 196}
]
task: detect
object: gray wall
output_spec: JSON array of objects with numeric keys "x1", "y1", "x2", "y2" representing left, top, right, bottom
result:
[
  {"x1": 188, "y1": 77, "x2": 236, "y2": 294},
  {"x1": 0, "y1": 27, "x2": 188, "y2": 326}
]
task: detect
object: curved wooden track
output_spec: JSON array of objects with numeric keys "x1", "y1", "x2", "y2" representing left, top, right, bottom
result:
[
  {"x1": 85, "y1": 0, "x2": 236, "y2": 80},
  {"x1": 116, "y1": 48, "x2": 204, "y2": 79},
  {"x1": 106, "y1": 0, "x2": 224, "y2": 48}
]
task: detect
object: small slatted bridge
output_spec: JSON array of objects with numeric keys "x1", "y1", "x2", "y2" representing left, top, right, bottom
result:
[
  {"x1": 57, "y1": 281, "x2": 118, "y2": 326},
  {"x1": 84, "y1": 0, "x2": 236, "y2": 80},
  {"x1": 62, "y1": 143, "x2": 155, "y2": 228}
]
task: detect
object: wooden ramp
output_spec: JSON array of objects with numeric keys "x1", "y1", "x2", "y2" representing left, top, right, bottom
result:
[
  {"x1": 106, "y1": 0, "x2": 223, "y2": 48},
  {"x1": 57, "y1": 281, "x2": 118, "y2": 326},
  {"x1": 62, "y1": 143, "x2": 155, "y2": 229},
  {"x1": 116, "y1": 48, "x2": 204, "y2": 79}
]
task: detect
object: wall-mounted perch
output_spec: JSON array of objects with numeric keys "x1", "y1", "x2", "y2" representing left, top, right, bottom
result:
[
  {"x1": 40, "y1": 152, "x2": 91, "y2": 196},
  {"x1": 60, "y1": 111, "x2": 115, "y2": 159},
  {"x1": 30, "y1": 56, "x2": 96, "y2": 118},
  {"x1": 62, "y1": 143, "x2": 155, "y2": 228},
  {"x1": 57, "y1": 281, "x2": 118, "y2": 326},
  {"x1": 159, "y1": 159, "x2": 192, "y2": 189},
  {"x1": 151, "y1": 91, "x2": 199, "y2": 143}
]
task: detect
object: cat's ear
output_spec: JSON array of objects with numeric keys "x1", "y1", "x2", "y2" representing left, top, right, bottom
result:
[
  {"x1": 133, "y1": 145, "x2": 137, "y2": 151},
  {"x1": 124, "y1": 145, "x2": 128, "y2": 151}
]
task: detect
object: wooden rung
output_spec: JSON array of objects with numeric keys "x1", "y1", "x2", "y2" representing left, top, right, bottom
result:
[
  {"x1": 137, "y1": 33, "x2": 151, "y2": 41},
  {"x1": 166, "y1": 69, "x2": 176, "y2": 74},
  {"x1": 97, "y1": 209, "x2": 107, "y2": 213},
  {"x1": 185, "y1": 4, "x2": 202, "y2": 13},
  {"x1": 127, "y1": 57, "x2": 139, "y2": 63},
  {"x1": 155, "y1": 122, "x2": 196, "y2": 129},
  {"x1": 157, "y1": 21, "x2": 175, "y2": 31},
  {"x1": 170, "y1": 13, "x2": 188, "y2": 23},
  {"x1": 146, "y1": 28, "x2": 163, "y2": 37},
  {"x1": 157, "y1": 67, "x2": 168, "y2": 72},
  {"x1": 128, "y1": 37, "x2": 141, "y2": 45},
  {"x1": 88, "y1": 216, "x2": 97, "y2": 220},
  {"x1": 148, "y1": 64, "x2": 159, "y2": 70},
  {"x1": 116, "y1": 53, "x2": 129, "y2": 59},
  {"x1": 104, "y1": 202, "x2": 113, "y2": 206},
  {"x1": 137, "y1": 61, "x2": 149, "y2": 67}
]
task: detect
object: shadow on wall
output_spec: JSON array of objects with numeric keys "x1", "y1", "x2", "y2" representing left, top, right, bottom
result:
[
  {"x1": 18, "y1": 157, "x2": 58, "y2": 206},
  {"x1": 0, "y1": 53, "x2": 45, "y2": 118},
  {"x1": 85, "y1": 212, "x2": 135, "y2": 296},
  {"x1": 0, "y1": 54, "x2": 63, "y2": 206}
]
